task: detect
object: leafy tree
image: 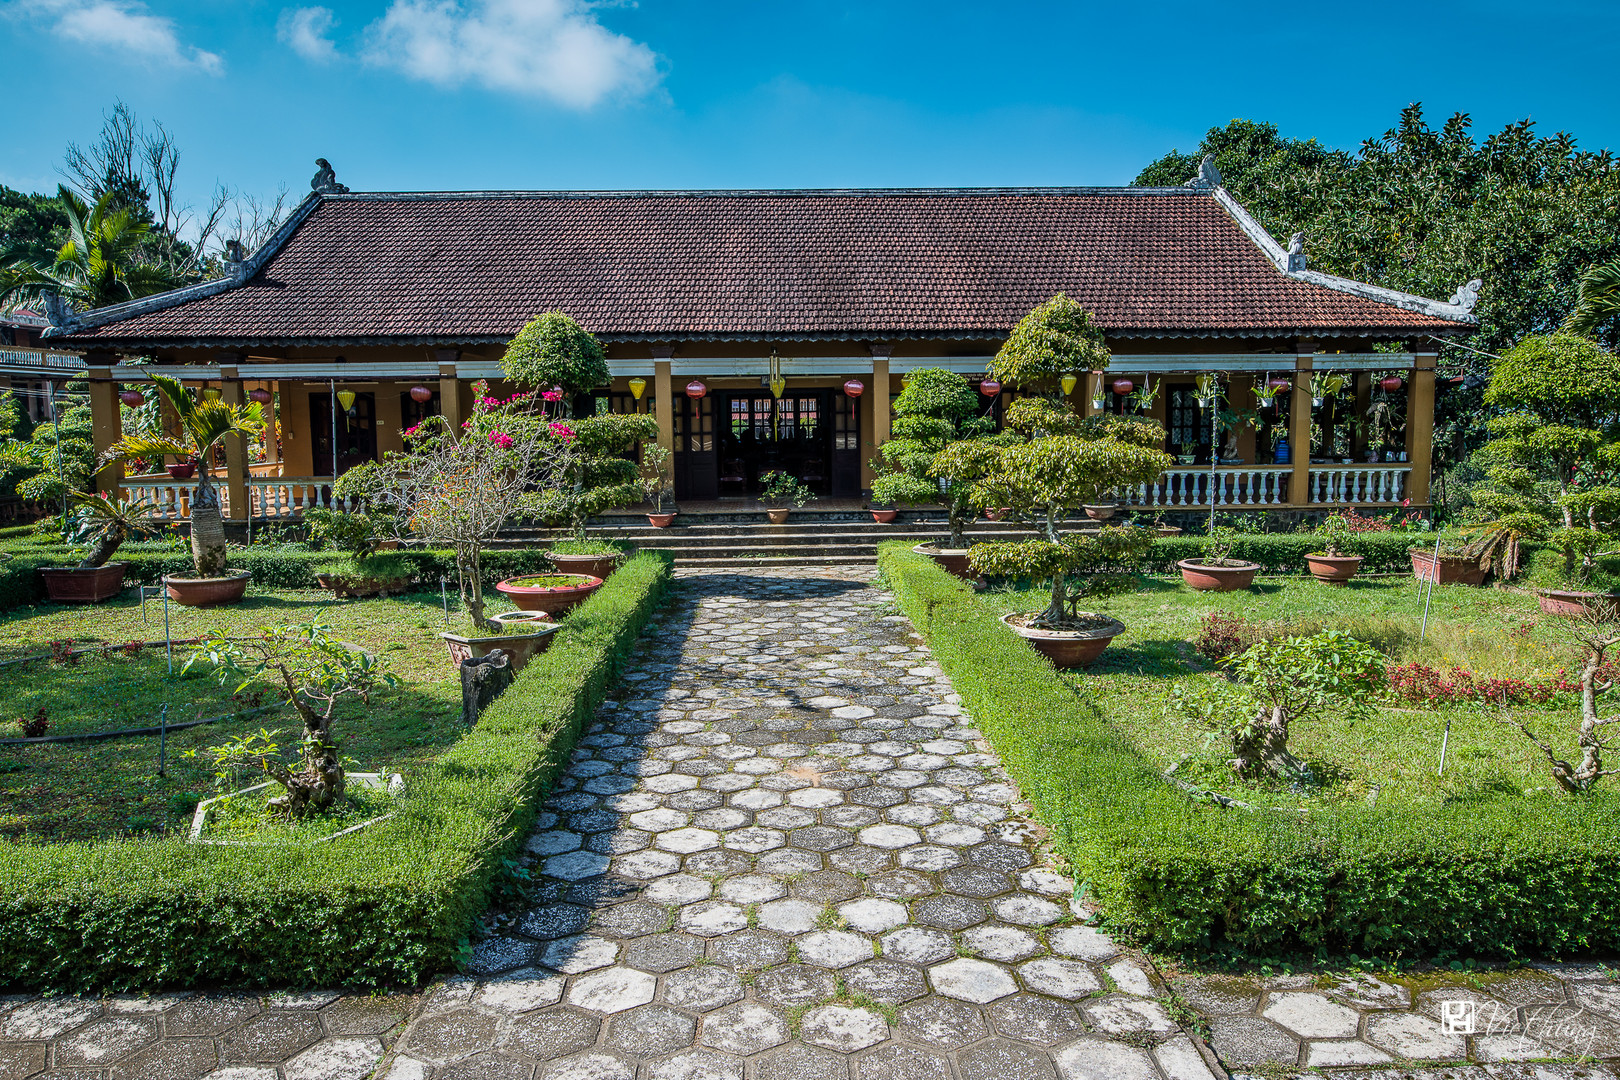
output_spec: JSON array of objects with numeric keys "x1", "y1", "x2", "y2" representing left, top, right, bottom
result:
[
  {"x1": 990, "y1": 293, "x2": 1110, "y2": 390},
  {"x1": 0, "y1": 186, "x2": 69, "y2": 270},
  {"x1": 63, "y1": 491, "x2": 158, "y2": 568},
  {"x1": 500, "y1": 311, "x2": 611, "y2": 398},
  {"x1": 1567, "y1": 260, "x2": 1620, "y2": 339},
  {"x1": 0, "y1": 186, "x2": 179, "y2": 312},
  {"x1": 870, "y1": 368, "x2": 999, "y2": 548},
  {"x1": 102, "y1": 375, "x2": 264, "y2": 578}
]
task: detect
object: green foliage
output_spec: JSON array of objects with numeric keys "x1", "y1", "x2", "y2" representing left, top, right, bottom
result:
[
  {"x1": 0, "y1": 551, "x2": 671, "y2": 991},
  {"x1": 0, "y1": 186, "x2": 179, "y2": 312},
  {"x1": 63, "y1": 492, "x2": 158, "y2": 568},
  {"x1": 0, "y1": 185, "x2": 70, "y2": 269},
  {"x1": 870, "y1": 369, "x2": 998, "y2": 544},
  {"x1": 990, "y1": 294, "x2": 1110, "y2": 389},
  {"x1": 499, "y1": 312, "x2": 610, "y2": 396},
  {"x1": 889, "y1": 368, "x2": 987, "y2": 435},
  {"x1": 880, "y1": 542, "x2": 1620, "y2": 959},
  {"x1": 758, "y1": 470, "x2": 815, "y2": 509},
  {"x1": 972, "y1": 435, "x2": 1172, "y2": 531},
  {"x1": 303, "y1": 507, "x2": 380, "y2": 561},
  {"x1": 1567, "y1": 259, "x2": 1620, "y2": 338}
]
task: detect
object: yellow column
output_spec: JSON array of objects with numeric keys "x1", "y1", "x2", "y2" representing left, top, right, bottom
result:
[
  {"x1": 438, "y1": 362, "x2": 462, "y2": 437},
  {"x1": 653, "y1": 356, "x2": 674, "y2": 475},
  {"x1": 1081, "y1": 371, "x2": 1101, "y2": 417},
  {"x1": 86, "y1": 360, "x2": 122, "y2": 497},
  {"x1": 260, "y1": 384, "x2": 280, "y2": 467},
  {"x1": 375, "y1": 383, "x2": 405, "y2": 457},
  {"x1": 220, "y1": 370, "x2": 249, "y2": 520},
  {"x1": 871, "y1": 354, "x2": 890, "y2": 449},
  {"x1": 1407, "y1": 355, "x2": 1437, "y2": 506},
  {"x1": 1290, "y1": 353, "x2": 1315, "y2": 506}
]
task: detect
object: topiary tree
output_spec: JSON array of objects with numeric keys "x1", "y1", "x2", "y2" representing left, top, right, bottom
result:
[
  {"x1": 990, "y1": 293, "x2": 1111, "y2": 391},
  {"x1": 870, "y1": 368, "x2": 999, "y2": 547},
  {"x1": 535, "y1": 411, "x2": 660, "y2": 539},
  {"x1": 500, "y1": 311, "x2": 611, "y2": 398}
]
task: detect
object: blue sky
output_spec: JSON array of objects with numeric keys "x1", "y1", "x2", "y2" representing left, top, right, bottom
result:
[{"x1": 3, "y1": 0, "x2": 1617, "y2": 226}]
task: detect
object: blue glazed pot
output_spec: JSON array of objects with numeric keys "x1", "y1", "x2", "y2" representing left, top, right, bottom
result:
[{"x1": 1274, "y1": 437, "x2": 1291, "y2": 464}]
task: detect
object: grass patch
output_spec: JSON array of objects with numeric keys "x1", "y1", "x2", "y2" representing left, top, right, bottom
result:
[{"x1": 198, "y1": 781, "x2": 400, "y2": 844}]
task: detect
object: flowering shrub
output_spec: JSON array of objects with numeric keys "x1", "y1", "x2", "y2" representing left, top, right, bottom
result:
[
  {"x1": 487, "y1": 432, "x2": 514, "y2": 449},
  {"x1": 1387, "y1": 660, "x2": 1619, "y2": 707}
]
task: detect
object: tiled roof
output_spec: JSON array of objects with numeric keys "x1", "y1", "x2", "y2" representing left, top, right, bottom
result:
[{"x1": 56, "y1": 188, "x2": 1472, "y2": 348}]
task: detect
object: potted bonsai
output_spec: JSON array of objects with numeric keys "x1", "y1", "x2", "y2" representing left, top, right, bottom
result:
[
  {"x1": 759, "y1": 469, "x2": 815, "y2": 524},
  {"x1": 871, "y1": 503, "x2": 899, "y2": 524},
  {"x1": 495, "y1": 571, "x2": 604, "y2": 615},
  {"x1": 102, "y1": 374, "x2": 264, "y2": 606},
  {"x1": 1409, "y1": 533, "x2": 1488, "y2": 587},
  {"x1": 1305, "y1": 512, "x2": 1364, "y2": 584},
  {"x1": 640, "y1": 444, "x2": 677, "y2": 527},
  {"x1": 868, "y1": 367, "x2": 999, "y2": 576},
  {"x1": 305, "y1": 508, "x2": 413, "y2": 598},
  {"x1": 36, "y1": 491, "x2": 157, "y2": 603},
  {"x1": 1178, "y1": 525, "x2": 1261, "y2": 592}
]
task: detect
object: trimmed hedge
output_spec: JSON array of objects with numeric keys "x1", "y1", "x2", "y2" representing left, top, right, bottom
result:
[
  {"x1": 0, "y1": 550, "x2": 672, "y2": 991},
  {"x1": 878, "y1": 542, "x2": 1620, "y2": 959}
]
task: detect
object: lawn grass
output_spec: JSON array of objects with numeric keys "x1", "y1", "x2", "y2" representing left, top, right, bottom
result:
[
  {"x1": 0, "y1": 587, "x2": 525, "y2": 842},
  {"x1": 975, "y1": 575, "x2": 1592, "y2": 810}
]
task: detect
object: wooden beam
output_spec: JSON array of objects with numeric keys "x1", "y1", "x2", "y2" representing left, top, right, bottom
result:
[{"x1": 1407, "y1": 354, "x2": 1437, "y2": 506}]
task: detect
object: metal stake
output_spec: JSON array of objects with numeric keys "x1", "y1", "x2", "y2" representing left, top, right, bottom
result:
[
  {"x1": 441, "y1": 575, "x2": 450, "y2": 624},
  {"x1": 1438, "y1": 714, "x2": 1452, "y2": 776},
  {"x1": 157, "y1": 704, "x2": 169, "y2": 777},
  {"x1": 1418, "y1": 532, "x2": 1443, "y2": 653}
]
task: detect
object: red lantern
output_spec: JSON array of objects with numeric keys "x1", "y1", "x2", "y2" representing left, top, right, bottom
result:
[
  {"x1": 843, "y1": 379, "x2": 865, "y2": 398},
  {"x1": 248, "y1": 388, "x2": 273, "y2": 405},
  {"x1": 979, "y1": 379, "x2": 1001, "y2": 397},
  {"x1": 118, "y1": 389, "x2": 145, "y2": 408},
  {"x1": 685, "y1": 380, "x2": 707, "y2": 399},
  {"x1": 1112, "y1": 379, "x2": 1134, "y2": 396},
  {"x1": 410, "y1": 385, "x2": 433, "y2": 403},
  {"x1": 1380, "y1": 376, "x2": 1404, "y2": 393},
  {"x1": 1268, "y1": 377, "x2": 1292, "y2": 391}
]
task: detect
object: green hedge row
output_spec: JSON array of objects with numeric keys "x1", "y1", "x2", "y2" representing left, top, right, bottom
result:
[
  {"x1": 0, "y1": 550, "x2": 672, "y2": 991},
  {"x1": 878, "y1": 542, "x2": 1620, "y2": 960}
]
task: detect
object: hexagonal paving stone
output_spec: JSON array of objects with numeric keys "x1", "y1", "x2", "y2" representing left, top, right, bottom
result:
[
  {"x1": 957, "y1": 1039, "x2": 1056, "y2": 1080},
  {"x1": 837, "y1": 898, "x2": 908, "y2": 934},
  {"x1": 322, "y1": 995, "x2": 410, "y2": 1037},
  {"x1": 718, "y1": 874, "x2": 786, "y2": 904},
  {"x1": 625, "y1": 933, "x2": 706, "y2": 973},
  {"x1": 546, "y1": 851, "x2": 613, "y2": 881},
  {"x1": 1051, "y1": 1038, "x2": 1159, "y2": 1080},
  {"x1": 880, "y1": 926, "x2": 955, "y2": 965},
  {"x1": 404, "y1": 1009, "x2": 501, "y2": 1064},
  {"x1": 218, "y1": 1012, "x2": 325, "y2": 1064},
  {"x1": 797, "y1": 930, "x2": 874, "y2": 968},
  {"x1": 754, "y1": 964, "x2": 838, "y2": 1007},
  {"x1": 280, "y1": 1037, "x2": 385, "y2": 1080},
  {"x1": 53, "y1": 1016, "x2": 157, "y2": 1066},
  {"x1": 541, "y1": 1051, "x2": 636, "y2": 1080},
  {"x1": 843, "y1": 960, "x2": 929, "y2": 1004},
  {"x1": 1080, "y1": 994, "x2": 1176, "y2": 1035},
  {"x1": 567, "y1": 968, "x2": 657, "y2": 1014},
  {"x1": 1018, "y1": 959, "x2": 1102, "y2": 999},
  {"x1": 110, "y1": 1035, "x2": 226, "y2": 1080},
  {"x1": 1045, "y1": 927, "x2": 1117, "y2": 962},
  {"x1": 987, "y1": 995, "x2": 1084, "y2": 1046},
  {"x1": 698, "y1": 1002, "x2": 790, "y2": 1056},
  {"x1": 657, "y1": 828, "x2": 721, "y2": 854},
  {"x1": 502, "y1": 1009, "x2": 601, "y2": 1060},
  {"x1": 756, "y1": 898, "x2": 823, "y2": 934},
  {"x1": 854, "y1": 1043, "x2": 950, "y2": 1080},
  {"x1": 1260, "y1": 991, "x2": 1361, "y2": 1039},
  {"x1": 895, "y1": 996, "x2": 990, "y2": 1050},
  {"x1": 912, "y1": 895, "x2": 986, "y2": 931},
  {"x1": 930, "y1": 958, "x2": 1019, "y2": 1003},
  {"x1": 519, "y1": 904, "x2": 592, "y2": 940},
  {"x1": 1205, "y1": 1016, "x2": 1300, "y2": 1069},
  {"x1": 0, "y1": 997, "x2": 101, "y2": 1039},
  {"x1": 607, "y1": 1004, "x2": 697, "y2": 1055},
  {"x1": 646, "y1": 1049, "x2": 744, "y2": 1080},
  {"x1": 1364, "y1": 1011, "x2": 1467, "y2": 1059},
  {"x1": 542, "y1": 935, "x2": 620, "y2": 974},
  {"x1": 679, "y1": 901, "x2": 749, "y2": 937},
  {"x1": 963, "y1": 924, "x2": 1042, "y2": 963},
  {"x1": 474, "y1": 969, "x2": 568, "y2": 1012},
  {"x1": 800, "y1": 1004, "x2": 889, "y2": 1051},
  {"x1": 661, "y1": 967, "x2": 745, "y2": 1012},
  {"x1": 709, "y1": 929, "x2": 789, "y2": 970}
]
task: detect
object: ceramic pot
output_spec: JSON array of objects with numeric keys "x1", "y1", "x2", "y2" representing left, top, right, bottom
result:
[
  {"x1": 1537, "y1": 589, "x2": 1620, "y2": 620},
  {"x1": 765, "y1": 508, "x2": 791, "y2": 524},
  {"x1": 912, "y1": 543, "x2": 974, "y2": 580},
  {"x1": 1000, "y1": 612, "x2": 1124, "y2": 669},
  {"x1": 983, "y1": 508, "x2": 1008, "y2": 522},
  {"x1": 1084, "y1": 504, "x2": 1118, "y2": 521},
  {"x1": 38, "y1": 562, "x2": 127, "y2": 603},
  {"x1": 1305, "y1": 553, "x2": 1363, "y2": 585},
  {"x1": 1410, "y1": 549, "x2": 1487, "y2": 586},
  {"x1": 648, "y1": 513, "x2": 676, "y2": 528},
  {"x1": 1176, "y1": 560, "x2": 1260, "y2": 592},
  {"x1": 164, "y1": 570, "x2": 250, "y2": 606},
  {"x1": 871, "y1": 509, "x2": 898, "y2": 523},
  {"x1": 495, "y1": 574, "x2": 603, "y2": 616},
  {"x1": 441, "y1": 618, "x2": 560, "y2": 674},
  {"x1": 165, "y1": 462, "x2": 196, "y2": 480},
  {"x1": 550, "y1": 551, "x2": 622, "y2": 581}
]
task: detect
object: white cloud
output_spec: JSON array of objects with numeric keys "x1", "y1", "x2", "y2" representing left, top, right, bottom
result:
[
  {"x1": 277, "y1": 6, "x2": 339, "y2": 63},
  {"x1": 11, "y1": 0, "x2": 222, "y2": 74},
  {"x1": 362, "y1": 0, "x2": 660, "y2": 108}
]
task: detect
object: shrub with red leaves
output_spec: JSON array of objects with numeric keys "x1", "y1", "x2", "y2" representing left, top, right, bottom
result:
[
  {"x1": 49, "y1": 640, "x2": 79, "y2": 666},
  {"x1": 1386, "y1": 661, "x2": 1577, "y2": 707},
  {"x1": 1195, "y1": 612, "x2": 1263, "y2": 662},
  {"x1": 17, "y1": 707, "x2": 48, "y2": 737}
]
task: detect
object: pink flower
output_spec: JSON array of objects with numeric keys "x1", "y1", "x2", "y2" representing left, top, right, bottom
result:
[
  {"x1": 549, "y1": 422, "x2": 575, "y2": 439},
  {"x1": 541, "y1": 390, "x2": 563, "y2": 402},
  {"x1": 488, "y1": 431, "x2": 514, "y2": 449}
]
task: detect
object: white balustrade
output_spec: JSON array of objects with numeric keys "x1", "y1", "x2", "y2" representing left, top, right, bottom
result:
[
  {"x1": 1123, "y1": 468, "x2": 1290, "y2": 508},
  {"x1": 1307, "y1": 466, "x2": 1410, "y2": 504},
  {"x1": 124, "y1": 479, "x2": 193, "y2": 522},
  {"x1": 248, "y1": 478, "x2": 351, "y2": 519}
]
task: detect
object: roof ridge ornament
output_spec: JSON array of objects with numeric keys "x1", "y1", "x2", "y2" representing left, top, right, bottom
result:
[
  {"x1": 1185, "y1": 154, "x2": 1223, "y2": 190},
  {"x1": 311, "y1": 158, "x2": 350, "y2": 195},
  {"x1": 1286, "y1": 232, "x2": 1308, "y2": 272},
  {"x1": 1447, "y1": 278, "x2": 1482, "y2": 313}
]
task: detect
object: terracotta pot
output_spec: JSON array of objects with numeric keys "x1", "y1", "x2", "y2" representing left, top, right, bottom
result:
[
  {"x1": 441, "y1": 620, "x2": 560, "y2": 674},
  {"x1": 549, "y1": 551, "x2": 622, "y2": 581},
  {"x1": 38, "y1": 562, "x2": 127, "y2": 603},
  {"x1": 1001, "y1": 612, "x2": 1124, "y2": 669},
  {"x1": 1410, "y1": 549, "x2": 1487, "y2": 586},
  {"x1": 765, "y1": 508, "x2": 791, "y2": 524},
  {"x1": 1537, "y1": 589, "x2": 1620, "y2": 620},
  {"x1": 1084, "y1": 504, "x2": 1118, "y2": 521},
  {"x1": 496, "y1": 573, "x2": 603, "y2": 616},
  {"x1": 983, "y1": 508, "x2": 1008, "y2": 522},
  {"x1": 165, "y1": 462, "x2": 196, "y2": 480},
  {"x1": 871, "y1": 509, "x2": 898, "y2": 524},
  {"x1": 913, "y1": 543, "x2": 974, "y2": 580},
  {"x1": 164, "y1": 570, "x2": 251, "y2": 606},
  {"x1": 316, "y1": 573, "x2": 411, "y2": 599},
  {"x1": 1305, "y1": 553, "x2": 1363, "y2": 585},
  {"x1": 1177, "y1": 559, "x2": 1260, "y2": 593},
  {"x1": 648, "y1": 513, "x2": 676, "y2": 528}
]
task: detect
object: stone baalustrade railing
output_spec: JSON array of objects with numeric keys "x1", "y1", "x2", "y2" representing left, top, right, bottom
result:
[
  {"x1": 1121, "y1": 465, "x2": 1411, "y2": 508},
  {"x1": 122, "y1": 476, "x2": 355, "y2": 521}
]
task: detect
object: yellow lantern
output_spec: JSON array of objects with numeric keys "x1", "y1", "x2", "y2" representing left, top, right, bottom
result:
[
  {"x1": 336, "y1": 389, "x2": 357, "y2": 413},
  {"x1": 628, "y1": 377, "x2": 648, "y2": 400},
  {"x1": 769, "y1": 375, "x2": 786, "y2": 399},
  {"x1": 1060, "y1": 373, "x2": 1078, "y2": 396}
]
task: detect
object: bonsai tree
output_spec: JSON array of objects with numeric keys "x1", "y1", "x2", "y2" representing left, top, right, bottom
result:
[
  {"x1": 640, "y1": 443, "x2": 674, "y2": 513},
  {"x1": 63, "y1": 491, "x2": 158, "y2": 567},
  {"x1": 187, "y1": 617, "x2": 398, "y2": 818},
  {"x1": 339, "y1": 389, "x2": 575, "y2": 629},
  {"x1": 102, "y1": 374, "x2": 264, "y2": 578},
  {"x1": 991, "y1": 293, "x2": 1111, "y2": 392},
  {"x1": 1172, "y1": 629, "x2": 1385, "y2": 781},
  {"x1": 500, "y1": 311, "x2": 611, "y2": 398},
  {"x1": 758, "y1": 470, "x2": 815, "y2": 510},
  {"x1": 1503, "y1": 618, "x2": 1620, "y2": 793},
  {"x1": 304, "y1": 507, "x2": 411, "y2": 593},
  {"x1": 871, "y1": 368, "x2": 999, "y2": 548}
]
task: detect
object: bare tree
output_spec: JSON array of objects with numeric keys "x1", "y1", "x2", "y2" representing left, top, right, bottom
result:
[{"x1": 1502, "y1": 614, "x2": 1620, "y2": 793}]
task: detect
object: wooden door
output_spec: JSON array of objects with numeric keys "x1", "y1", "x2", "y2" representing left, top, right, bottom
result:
[
  {"x1": 673, "y1": 393, "x2": 717, "y2": 499},
  {"x1": 832, "y1": 391, "x2": 861, "y2": 496},
  {"x1": 311, "y1": 391, "x2": 376, "y2": 476}
]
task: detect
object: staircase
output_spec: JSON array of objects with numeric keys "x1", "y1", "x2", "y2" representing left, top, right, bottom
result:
[{"x1": 493, "y1": 509, "x2": 1042, "y2": 568}]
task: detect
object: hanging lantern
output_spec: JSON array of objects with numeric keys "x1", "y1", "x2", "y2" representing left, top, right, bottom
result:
[
  {"x1": 248, "y1": 388, "x2": 273, "y2": 405},
  {"x1": 1380, "y1": 376, "x2": 1404, "y2": 393},
  {"x1": 336, "y1": 389, "x2": 357, "y2": 413},
  {"x1": 685, "y1": 380, "x2": 707, "y2": 400},
  {"x1": 119, "y1": 389, "x2": 145, "y2": 408},
  {"x1": 1060, "y1": 373, "x2": 1078, "y2": 396},
  {"x1": 627, "y1": 377, "x2": 648, "y2": 400},
  {"x1": 844, "y1": 379, "x2": 865, "y2": 398},
  {"x1": 1112, "y1": 378, "x2": 1134, "y2": 396},
  {"x1": 410, "y1": 384, "x2": 433, "y2": 403},
  {"x1": 769, "y1": 375, "x2": 786, "y2": 399},
  {"x1": 1268, "y1": 377, "x2": 1292, "y2": 392},
  {"x1": 979, "y1": 379, "x2": 1001, "y2": 397},
  {"x1": 201, "y1": 387, "x2": 222, "y2": 402}
]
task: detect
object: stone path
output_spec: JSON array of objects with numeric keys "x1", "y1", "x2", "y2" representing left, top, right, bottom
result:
[{"x1": 9, "y1": 566, "x2": 1620, "y2": 1080}]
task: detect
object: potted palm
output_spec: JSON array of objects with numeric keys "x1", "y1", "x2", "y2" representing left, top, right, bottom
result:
[
  {"x1": 103, "y1": 374, "x2": 264, "y2": 606},
  {"x1": 36, "y1": 492, "x2": 157, "y2": 603},
  {"x1": 759, "y1": 470, "x2": 814, "y2": 524},
  {"x1": 1178, "y1": 525, "x2": 1261, "y2": 592},
  {"x1": 1305, "y1": 512, "x2": 1364, "y2": 584}
]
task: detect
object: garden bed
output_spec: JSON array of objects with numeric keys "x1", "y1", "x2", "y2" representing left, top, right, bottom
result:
[
  {"x1": 878, "y1": 541, "x2": 1620, "y2": 961},
  {"x1": 0, "y1": 550, "x2": 672, "y2": 991}
]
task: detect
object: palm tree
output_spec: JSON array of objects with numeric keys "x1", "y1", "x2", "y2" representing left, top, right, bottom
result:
[
  {"x1": 1566, "y1": 259, "x2": 1620, "y2": 338},
  {"x1": 102, "y1": 375, "x2": 263, "y2": 578},
  {"x1": 0, "y1": 186, "x2": 178, "y2": 313}
]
